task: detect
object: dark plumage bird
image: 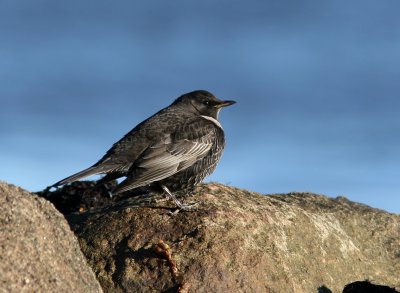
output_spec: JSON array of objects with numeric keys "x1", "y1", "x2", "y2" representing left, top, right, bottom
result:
[{"x1": 53, "y1": 90, "x2": 236, "y2": 209}]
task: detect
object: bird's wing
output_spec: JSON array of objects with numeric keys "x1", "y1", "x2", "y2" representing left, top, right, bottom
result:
[{"x1": 114, "y1": 126, "x2": 216, "y2": 193}]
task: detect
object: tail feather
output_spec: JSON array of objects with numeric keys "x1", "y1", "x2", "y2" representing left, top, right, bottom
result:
[
  {"x1": 95, "y1": 172, "x2": 124, "y2": 186},
  {"x1": 53, "y1": 166, "x2": 102, "y2": 187}
]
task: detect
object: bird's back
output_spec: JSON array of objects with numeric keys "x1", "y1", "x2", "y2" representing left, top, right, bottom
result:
[{"x1": 95, "y1": 105, "x2": 192, "y2": 172}]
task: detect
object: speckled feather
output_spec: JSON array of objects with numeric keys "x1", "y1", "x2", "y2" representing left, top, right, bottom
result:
[
  {"x1": 115, "y1": 117, "x2": 225, "y2": 194},
  {"x1": 54, "y1": 90, "x2": 234, "y2": 196}
]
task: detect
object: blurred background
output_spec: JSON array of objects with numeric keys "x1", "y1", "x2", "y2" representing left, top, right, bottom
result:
[{"x1": 1, "y1": 0, "x2": 399, "y2": 213}]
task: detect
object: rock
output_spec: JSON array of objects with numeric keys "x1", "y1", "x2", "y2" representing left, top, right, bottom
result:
[
  {"x1": 66, "y1": 183, "x2": 400, "y2": 293},
  {"x1": 37, "y1": 180, "x2": 120, "y2": 214},
  {"x1": 343, "y1": 280, "x2": 399, "y2": 292},
  {"x1": 0, "y1": 182, "x2": 102, "y2": 293}
]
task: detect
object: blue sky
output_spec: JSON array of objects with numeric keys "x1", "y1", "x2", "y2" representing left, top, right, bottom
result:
[{"x1": 1, "y1": 0, "x2": 399, "y2": 213}]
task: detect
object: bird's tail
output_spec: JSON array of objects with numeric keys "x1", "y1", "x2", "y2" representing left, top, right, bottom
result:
[{"x1": 53, "y1": 166, "x2": 102, "y2": 187}]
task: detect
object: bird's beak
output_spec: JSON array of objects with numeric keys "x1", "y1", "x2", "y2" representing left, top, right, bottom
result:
[{"x1": 215, "y1": 100, "x2": 236, "y2": 108}]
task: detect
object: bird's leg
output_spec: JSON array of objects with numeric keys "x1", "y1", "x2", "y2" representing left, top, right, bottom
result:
[
  {"x1": 161, "y1": 185, "x2": 198, "y2": 211},
  {"x1": 161, "y1": 185, "x2": 184, "y2": 208},
  {"x1": 103, "y1": 183, "x2": 114, "y2": 199}
]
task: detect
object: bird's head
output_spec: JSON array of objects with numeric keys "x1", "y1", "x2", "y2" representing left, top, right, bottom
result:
[{"x1": 173, "y1": 90, "x2": 236, "y2": 120}]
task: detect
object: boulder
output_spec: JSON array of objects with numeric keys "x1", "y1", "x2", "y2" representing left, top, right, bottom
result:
[
  {"x1": 66, "y1": 183, "x2": 400, "y2": 292},
  {"x1": 0, "y1": 182, "x2": 102, "y2": 293}
]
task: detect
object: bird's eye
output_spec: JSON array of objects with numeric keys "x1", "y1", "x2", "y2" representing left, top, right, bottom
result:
[{"x1": 202, "y1": 100, "x2": 210, "y2": 106}]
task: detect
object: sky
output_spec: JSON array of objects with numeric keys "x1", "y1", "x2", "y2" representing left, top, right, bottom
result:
[{"x1": 1, "y1": 0, "x2": 399, "y2": 213}]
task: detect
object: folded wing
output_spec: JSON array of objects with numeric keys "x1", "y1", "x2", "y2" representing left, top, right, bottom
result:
[{"x1": 114, "y1": 130, "x2": 215, "y2": 193}]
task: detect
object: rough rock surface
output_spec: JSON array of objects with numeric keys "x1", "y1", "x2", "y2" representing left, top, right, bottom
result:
[
  {"x1": 0, "y1": 181, "x2": 102, "y2": 293},
  {"x1": 67, "y1": 183, "x2": 400, "y2": 293}
]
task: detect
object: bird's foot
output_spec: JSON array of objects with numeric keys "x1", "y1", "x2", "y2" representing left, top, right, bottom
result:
[
  {"x1": 161, "y1": 185, "x2": 199, "y2": 213},
  {"x1": 169, "y1": 201, "x2": 199, "y2": 215}
]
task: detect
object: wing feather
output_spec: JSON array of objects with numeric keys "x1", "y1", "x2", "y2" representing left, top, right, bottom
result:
[{"x1": 114, "y1": 128, "x2": 216, "y2": 193}]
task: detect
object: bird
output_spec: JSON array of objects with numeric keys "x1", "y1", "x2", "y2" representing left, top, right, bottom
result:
[{"x1": 53, "y1": 90, "x2": 236, "y2": 209}]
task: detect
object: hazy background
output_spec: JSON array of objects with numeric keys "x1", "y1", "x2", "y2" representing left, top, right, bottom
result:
[{"x1": 1, "y1": 0, "x2": 399, "y2": 213}]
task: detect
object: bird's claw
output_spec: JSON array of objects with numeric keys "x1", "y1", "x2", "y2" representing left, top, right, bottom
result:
[{"x1": 169, "y1": 201, "x2": 199, "y2": 215}]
